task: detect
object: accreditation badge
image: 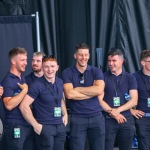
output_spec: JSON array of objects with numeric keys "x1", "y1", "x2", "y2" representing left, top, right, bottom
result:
[
  {"x1": 54, "y1": 107, "x2": 62, "y2": 117},
  {"x1": 147, "y1": 98, "x2": 150, "y2": 107},
  {"x1": 113, "y1": 97, "x2": 120, "y2": 106},
  {"x1": 14, "y1": 128, "x2": 20, "y2": 138}
]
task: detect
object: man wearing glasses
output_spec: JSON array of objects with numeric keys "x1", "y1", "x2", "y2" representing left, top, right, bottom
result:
[
  {"x1": 131, "y1": 50, "x2": 150, "y2": 150},
  {"x1": 62, "y1": 43, "x2": 107, "y2": 150}
]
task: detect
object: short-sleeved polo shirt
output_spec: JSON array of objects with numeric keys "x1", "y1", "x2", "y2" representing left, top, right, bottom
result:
[
  {"x1": 133, "y1": 70, "x2": 150, "y2": 113},
  {"x1": 61, "y1": 65, "x2": 104, "y2": 117},
  {"x1": 27, "y1": 76, "x2": 63, "y2": 124},
  {"x1": 25, "y1": 72, "x2": 40, "y2": 86},
  {"x1": 104, "y1": 70, "x2": 137, "y2": 116},
  {"x1": 1, "y1": 72, "x2": 29, "y2": 125}
]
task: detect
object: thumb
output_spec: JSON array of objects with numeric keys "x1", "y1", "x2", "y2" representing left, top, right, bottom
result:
[{"x1": 17, "y1": 83, "x2": 21, "y2": 86}]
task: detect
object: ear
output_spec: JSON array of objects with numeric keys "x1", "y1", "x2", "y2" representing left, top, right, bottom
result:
[
  {"x1": 141, "y1": 60, "x2": 145, "y2": 66},
  {"x1": 11, "y1": 58, "x2": 16, "y2": 65},
  {"x1": 57, "y1": 65, "x2": 59, "y2": 71},
  {"x1": 74, "y1": 53, "x2": 77, "y2": 59}
]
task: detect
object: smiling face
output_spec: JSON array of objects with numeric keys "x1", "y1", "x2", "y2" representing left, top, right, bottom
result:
[
  {"x1": 74, "y1": 48, "x2": 90, "y2": 69},
  {"x1": 12, "y1": 53, "x2": 27, "y2": 73},
  {"x1": 108, "y1": 55, "x2": 124, "y2": 74},
  {"x1": 42, "y1": 60, "x2": 59, "y2": 82}
]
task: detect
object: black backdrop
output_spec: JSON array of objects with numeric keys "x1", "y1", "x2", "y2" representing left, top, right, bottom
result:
[{"x1": 0, "y1": 0, "x2": 150, "y2": 74}]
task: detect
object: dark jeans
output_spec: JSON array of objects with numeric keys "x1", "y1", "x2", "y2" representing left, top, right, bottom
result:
[
  {"x1": 105, "y1": 115, "x2": 134, "y2": 150},
  {"x1": 35, "y1": 124, "x2": 66, "y2": 150},
  {"x1": 135, "y1": 117, "x2": 150, "y2": 150},
  {"x1": 69, "y1": 113, "x2": 105, "y2": 150},
  {"x1": 4, "y1": 123, "x2": 35, "y2": 150}
]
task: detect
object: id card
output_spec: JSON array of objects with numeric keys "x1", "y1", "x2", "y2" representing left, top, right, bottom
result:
[
  {"x1": 54, "y1": 107, "x2": 61, "y2": 117},
  {"x1": 14, "y1": 128, "x2": 20, "y2": 138},
  {"x1": 113, "y1": 97, "x2": 120, "y2": 106},
  {"x1": 147, "y1": 98, "x2": 150, "y2": 107}
]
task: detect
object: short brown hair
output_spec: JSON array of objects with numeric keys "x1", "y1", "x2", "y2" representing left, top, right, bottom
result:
[
  {"x1": 42, "y1": 55, "x2": 58, "y2": 64},
  {"x1": 33, "y1": 52, "x2": 45, "y2": 57},
  {"x1": 75, "y1": 43, "x2": 90, "y2": 52},
  {"x1": 140, "y1": 50, "x2": 150, "y2": 61},
  {"x1": 9, "y1": 47, "x2": 27, "y2": 60}
]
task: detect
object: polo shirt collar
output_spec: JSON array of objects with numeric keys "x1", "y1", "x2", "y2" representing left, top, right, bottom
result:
[
  {"x1": 73, "y1": 65, "x2": 91, "y2": 73},
  {"x1": 108, "y1": 70, "x2": 125, "y2": 76},
  {"x1": 9, "y1": 71, "x2": 23, "y2": 79}
]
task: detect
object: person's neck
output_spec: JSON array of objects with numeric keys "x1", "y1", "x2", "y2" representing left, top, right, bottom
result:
[
  {"x1": 142, "y1": 68, "x2": 150, "y2": 76},
  {"x1": 76, "y1": 64, "x2": 87, "y2": 73},
  {"x1": 34, "y1": 71, "x2": 43, "y2": 77},
  {"x1": 10, "y1": 68, "x2": 21, "y2": 79},
  {"x1": 111, "y1": 69, "x2": 122, "y2": 76},
  {"x1": 44, "y1": 75, "x2": 55, "y2": 84}
]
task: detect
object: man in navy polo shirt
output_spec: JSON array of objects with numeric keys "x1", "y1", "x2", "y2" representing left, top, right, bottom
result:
[
  {"x1": 131, "y1": 50, "x2": 150, "y2": 150},
  {"x1": 1, "y1": 47, "x2": 34, "y2": 150},
  {"x1": 20, "y1": 55, "x2": 68, "y2": 150},
  {"x1": 62, "y1": 43, "x2": 107, "y2": 150},
  {"x1": 103, "y1": 48, "x2": 138, "y2": 150},
  {"x1": 25, "y1": 52, "x2": 45, "y2": 85}
]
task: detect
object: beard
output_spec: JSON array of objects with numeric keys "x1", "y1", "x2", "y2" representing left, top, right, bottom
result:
[{"x1": 32, "y1": 68, "x2": 42, "y2": 73}]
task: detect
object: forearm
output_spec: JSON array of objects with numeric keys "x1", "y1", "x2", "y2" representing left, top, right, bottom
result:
[
  {"x1": 20, "y1": 105, "x2": 39, "y2": 127},
  {"x1": 117, "y1": 99, "x2": 137, "y2": 113},
  {"x1": 99, "y1": 99, "x2": 112, "y2": 113},
  {"x1": 64, "y1": 89, "x2": 92, "y2": 100},
  {"x1": 61, "y1": 99, "x2": 68, "y2": 116},
  {"x1": 75, "y1": 80, "x2": 104, "y2": 96},
  {"x1": 3, "y1": 90, "x2": 27, "y2": 110},
  {"x1": 75, "y1": 86, "x2": 103, "y2": 97}
]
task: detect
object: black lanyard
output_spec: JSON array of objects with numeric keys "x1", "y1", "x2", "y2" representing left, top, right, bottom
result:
[
  {"x1": 141, "y1": 74, "x2": 150, "y2": 97},
  {"x1": 111, "y1": 74, "x2": 123, "y2": 97},
  {"x1": 46, "y1": 82, "x2": 59, "y2": 105}
]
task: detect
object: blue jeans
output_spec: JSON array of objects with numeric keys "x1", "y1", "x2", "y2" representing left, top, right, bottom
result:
[
  {"x1": 35, "y1": 124, "x2": 66, "y2": 150},
  {"x1": 135, "y1": 117, "x2": 150, "y2": 150},
  {"x1": 105, "y1": 115, "x2": 134, "y2": 150},
  {"x1": 4, "y1": 123, "x2": 35, "y2": 150},
  {"x1": 69, "y1": 113, "x2": 105, "y2": 150}
]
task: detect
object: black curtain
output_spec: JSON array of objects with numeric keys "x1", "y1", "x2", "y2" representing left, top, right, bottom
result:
[
  {"x1": 31, "y1": 0, "x2": 150, "y2": 74},
  {"x1": 1, "y1": 0, "x2": 150, "y2": 74},
  {"x1": 0, "y1": 15, "x2": 33, "y2": 82}
]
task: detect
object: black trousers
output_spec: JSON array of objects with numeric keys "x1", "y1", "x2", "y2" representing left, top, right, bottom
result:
[
  {"x1": 135, "y1": 117, "x2": 150, "y2": 150},
  {"x1": 4, "y1": 123, "x2": 35, "y2": 150},
  {"x1": 69, "y1": 114, "x2": 105, "y2": 150},
  {"x1": 105, "y1": 116, "x2": 134, "y2": 150},
  {"x1": 35, "y1": 124, "x2": 66, "y2": 150}
]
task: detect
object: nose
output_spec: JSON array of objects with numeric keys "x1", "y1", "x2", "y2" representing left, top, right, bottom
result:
[
  {"x1": 25, "y1": 60, "x2": 27, "y2": 66},
  {"x1": 108, "y1": 61, "x2": 113, "y2": 66}
]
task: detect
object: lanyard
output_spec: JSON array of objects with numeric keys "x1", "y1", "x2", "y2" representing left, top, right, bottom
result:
[
  {"x1": 111, "y1": 74, "x2": 123, "y2": 97},
  {"x1": 46, "y1": 82, "x2": 59, "y2": 105},
  {"x1": 141, "y1": 73, "x2": 150, "y2": 97}
]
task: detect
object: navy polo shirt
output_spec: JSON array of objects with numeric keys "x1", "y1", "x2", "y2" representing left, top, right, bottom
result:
[
  {"x1": 133, "y1": 70, "x2": 150, "y2": 113},
  {"x1": 61, "y1": 65, "x2": 104, "y2": 117},
  {"x1": 1, "y1": 72, "x2": 29, "y2": 125},
  {"x1": 103, "y1": 70, "x2": 137, "y2": 117},
  {"x1": 27, "y1": 76, "x2": 63, "y2": 124},
  {"x1": 25, "y1": 72, "x2": 40, "y2": 86}
]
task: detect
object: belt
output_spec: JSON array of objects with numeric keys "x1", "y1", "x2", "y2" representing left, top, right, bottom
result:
[
  {"x1": 105, "y1": 115, "x2": 113, "y2": 119},
  {"x1": 144, "y1": 113, "x2": 150, "y2": 117}
]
